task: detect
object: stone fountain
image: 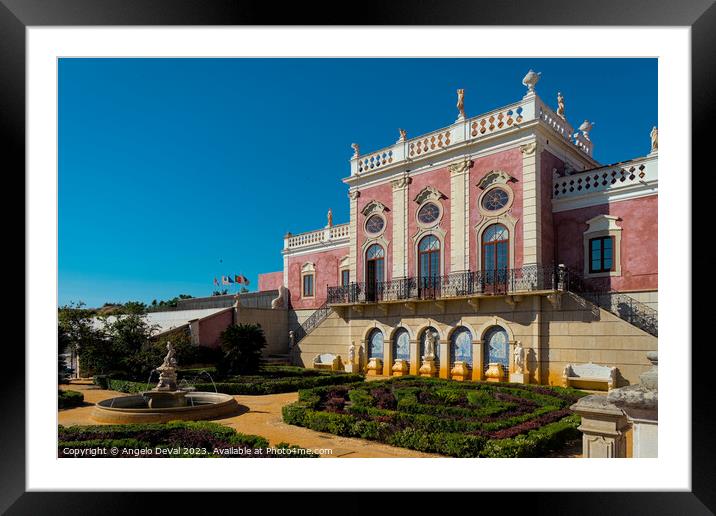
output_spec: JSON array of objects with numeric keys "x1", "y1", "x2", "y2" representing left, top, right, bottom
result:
[
  {"x1": 141, "y1": 342, "x2": 188, "y2": 409},
  {"x1": 91, "y1": 341, "x2": 241, "y2": 424}
]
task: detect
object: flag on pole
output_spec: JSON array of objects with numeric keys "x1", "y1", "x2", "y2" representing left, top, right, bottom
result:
[
  {"x1": 227, "y1": 275, "x2": 234, "y2": 283},
  {"x1": 213, "y1": 277, "x2": 219, "y2": 286},
  {"x1": 242, "y1": 275, "x2": 250, "y2": 286},
  {"x1": 222, "y1": 276, "x2": 230, "y2": 285},
  {"x1": 234, "y1": 274, "x2": 242, "y2": 284}
]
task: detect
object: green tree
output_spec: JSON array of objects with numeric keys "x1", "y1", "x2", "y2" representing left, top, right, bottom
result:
[
  {"x1": 216, "y1": 323, "x2": 267, "y2": 376},
  {"x1": 104, "y1": 313, "x2": 159, "y2": 379},
  {"x1": 59, "y1": 301, "x2": 108, "y2": 377}
]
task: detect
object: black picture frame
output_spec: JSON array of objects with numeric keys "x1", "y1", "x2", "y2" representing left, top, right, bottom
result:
[{"x1": 2, "y1": 0, "x2": 712, "y2": 512}]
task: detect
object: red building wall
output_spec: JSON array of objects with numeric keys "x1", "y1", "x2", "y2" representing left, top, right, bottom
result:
[
  {"x1": 197, "y1": 308, "x2": 234, "y2": 348},
  {"x1": 407, "y1": 166, "x2": 452, "y2": 277},
  {"x1": 540, "y1": 150, "x2": 563, "y2": 266},
  {"x1": 258, "y1": 271, "x2": 283, "y2": 292},
  {"x1": 355, "y1": 181, "x2": 394, "y2": 283},
  {"x1": 553, "y1": 194, "x2": 658, "y2": 291},
  {"x1": 286, "y1": 246, "x2": 349, "y2": 309},
  {"x1": 469, "y1": 148, "x2": 524, "y2": 271}
]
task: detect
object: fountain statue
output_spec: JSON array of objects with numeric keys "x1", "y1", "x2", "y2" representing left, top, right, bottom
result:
[{"x1": 92, "y1": 341, "x2": 240, "y2": 423}]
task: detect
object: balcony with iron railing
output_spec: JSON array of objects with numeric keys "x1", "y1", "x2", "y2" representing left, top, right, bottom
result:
[{"x1": 327, "y1": 265, "x2": 563, "y2": 305}]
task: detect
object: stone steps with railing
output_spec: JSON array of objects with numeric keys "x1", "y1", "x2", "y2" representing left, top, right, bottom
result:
[{"x1": 293, "y1": 301, "x2": 333, "y2": 344}]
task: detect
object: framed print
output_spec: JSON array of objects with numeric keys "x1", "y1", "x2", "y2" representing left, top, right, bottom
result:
[{"x1": 2, "y1": 0, "x2": 713, "y2": 512}]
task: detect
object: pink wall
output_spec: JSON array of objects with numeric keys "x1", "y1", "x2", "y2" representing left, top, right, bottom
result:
[
  {"x1": 355, "y1": 182, "x2": 394, "y2": 282},
  {"x1": 258, "y1": 271, "x2": 283, "y2": 292},
  {"x1": 287, "y1": 246, "x2": 349, "y2": 309},
  {"x1": 197, "y1": 308, "x2": 234, "y2": 348},
  {"x1": 540, "y1": 150, "x2": 563, "y2": 266},
  {"x1": 407, "y1": 166, "x2": 452, "y2": 277},
  {"x1": 553, "y1": 194, "x2": 658, "y2": 291},
  {"x1": 469, "y1": 148, "x2": 524, "y2": 271}
]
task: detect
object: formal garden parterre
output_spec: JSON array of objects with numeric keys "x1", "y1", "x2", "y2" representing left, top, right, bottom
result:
[
  {"x1": 58, "y1": 421, "x2": 319, "y2": 458},
  {"x1": 282, "y1": 376, "x2": 586, "y2": 458}
]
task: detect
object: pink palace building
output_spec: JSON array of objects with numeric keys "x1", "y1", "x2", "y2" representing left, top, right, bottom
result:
[{"x1": 258, "y1": 70, "x2": 657, "y2": 389}]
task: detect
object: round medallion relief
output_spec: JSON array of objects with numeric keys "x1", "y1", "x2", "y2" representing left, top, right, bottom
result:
[
  {"x1": 481, "y1": 188, "x2": 510, "y2": 212},
  {"x1": 365, "y1": 214, "x2": 385, "y2": 235}
]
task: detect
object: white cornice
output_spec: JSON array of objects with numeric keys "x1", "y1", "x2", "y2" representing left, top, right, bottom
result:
[{"x1": 552, "y1": 181, "x2": 658, "y2": 212}]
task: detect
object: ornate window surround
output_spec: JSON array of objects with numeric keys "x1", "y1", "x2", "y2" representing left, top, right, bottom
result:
[
  {"x1": 413, "y1": 186, "x2": 446, "y2": 229},
  {"x1": 339, "y1": 255, "x2": 350, "y2": 285},
  {"x1": 411, "y1": 226, "x2": 446, "y2": 277},
  {"x1": 474, "y1": 212, "x2": 518, "y2": 271},
  {"x1": 583, "y1": 215, "x2": 622, "y2": 278},
  {"x1": 300, "y1": 262, "x2": 316, "y2": 299},
  {"x1": 361, "y1": 237, "x2": 389, "y2": 282},
  {"x1": 364, "y1": 213, "x2": 386, "y2": 238}
]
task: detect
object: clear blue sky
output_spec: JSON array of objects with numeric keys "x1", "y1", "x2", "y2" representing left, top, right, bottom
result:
[{"x1": 58, "y1": 58, "x2": 657, "y2": 307}]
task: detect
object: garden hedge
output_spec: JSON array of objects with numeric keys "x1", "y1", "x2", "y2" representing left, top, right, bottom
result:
[
  {"x1": 103, "y1": 366, "x2": 365, "y2": 395},
  {"x1": 58, "y1": 421, "x2": 318, "y2": 458},
  {"x1": 58, "y1": 389, "x2": 84, "y2": 409},
  {"x1": 282, "y1": 376, "x2": 585, "y2": 458}
]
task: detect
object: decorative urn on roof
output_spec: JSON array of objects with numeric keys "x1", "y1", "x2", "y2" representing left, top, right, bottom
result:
[
  {"x1": 578, "y1": 119, "x2": 594, "y2": 140},
  {"x1": 522, "y1": 69, "x2": 541, "y2": 93}
]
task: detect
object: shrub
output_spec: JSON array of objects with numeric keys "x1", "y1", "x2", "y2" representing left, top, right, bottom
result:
[
  {"x1": 216, "y1": 323, "x2": 267, "y2": 376},
  {"x1": 58, "y1": 390, "x2": 84, "y2": 409}
]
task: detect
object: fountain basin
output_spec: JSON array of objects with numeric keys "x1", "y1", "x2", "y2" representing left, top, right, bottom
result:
[
  {"x1": 141, "y1": 390, "x2": 188, "y2": 409},
  {"x1": 92, "y1": 392, "x2": 240, "y2": 424}
]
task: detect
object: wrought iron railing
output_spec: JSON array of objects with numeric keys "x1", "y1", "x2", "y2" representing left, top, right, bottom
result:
[
  {"x1": 326, "y1": 265, "x2": 657, "y2": 337},
  {"x1": 293, "y1": 301, "x2": 332, "y2": 343},
  {"x1": 327, "y1": 265, "x2": 560, "y2": 304},
  {"x1": 562, "y1": 268, "x2": 658, "y2": 337}
]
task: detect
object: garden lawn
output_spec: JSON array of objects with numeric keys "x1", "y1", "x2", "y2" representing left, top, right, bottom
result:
[
  {"x1": 282, "y1": 376, "x2": 587, "y2": 458},
  {"x1": 101, "y1": 365, "x2": 365, "y2": 395},
  {"x1": 58, "y1": 421, "x2": 318, "y2": 458}
]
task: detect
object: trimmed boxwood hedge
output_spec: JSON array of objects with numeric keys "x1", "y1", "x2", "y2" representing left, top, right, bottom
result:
[
  {"x1": 282, "y1": 376, "x2": 585, "y2": 458},
  {"x1": 104, "y1": 366, "x2": 364, "y2": 395},
  {"x1": 58, "y1": 421, "x2": 318, "y2": 458},
  {"x1": 58, "y1": 389, "x2": 84, "y2": 409}
]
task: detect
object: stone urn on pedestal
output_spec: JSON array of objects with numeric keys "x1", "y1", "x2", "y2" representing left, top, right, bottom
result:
[
  {"x1": 450, "y1": 361, "x2": 471, "y2": 381},
  {"x1": 484, "y1": 362, "x2": 505, "y2": 383},
  {"x1": 419, "y1": 358, "x2": 438, "y2": 377},
  {"x1": 366, "y1": 357, "x2": 383, "y2": 376},
  {"x1": 392, "y1": 359, "x2": 410, "y2": 376}
]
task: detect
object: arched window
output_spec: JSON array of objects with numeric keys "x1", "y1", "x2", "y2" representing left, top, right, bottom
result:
[
  {"x1": 418, "y1": 235, "x2": 440, "y2": 295},
  {"x1": 367, "y1": 328, "x2": 384, "y2": 360},
  {"x1": 393, "y1": 328, "x2": 410, "y2": 361},
  {"x1": 483, "y1": 326, "x2": 509, "y2": 372},
  {"x1": 450, "y1": 327, "x2": 473, "y2": 365},
  {"x1": 419, "y1": 326, "x2": 440, "y2": 363},
  {"x1": 482, "y1": 223, "x2": 509, "y2": 288},
  {"x1": 365, "y1": 244, "x2": 385, "y2": 301}
]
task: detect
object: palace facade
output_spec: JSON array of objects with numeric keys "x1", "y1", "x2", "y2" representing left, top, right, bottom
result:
[{"x1": 258, "y1": 70, "x2": 658, "y2": 388}]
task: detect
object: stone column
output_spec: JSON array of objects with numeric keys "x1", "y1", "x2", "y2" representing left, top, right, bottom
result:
[
  {"x1": 570, "y1": 395, "x2": 629, "y2": 458},
  {"x1": 438, "y1": 337, "x2": 449, "y2": 379},
  {"x1": 520, "y1": 139, "x2": 542, "y2": 266},
  {"x1": 449, "y1": 159, "x2": 471, "y2": 273},
  {"x1": 391, "y1": 176, "x2": 410, "y2": 279},
  {"x1": 348, "y1": 190, "x2": 360, "y2": 281},
  {"x1": 409, "y1": 339, "x2": 419, "y2": 375},
  {"x1": 383, "y1": 336, "x2": 393, "y2": 377}
]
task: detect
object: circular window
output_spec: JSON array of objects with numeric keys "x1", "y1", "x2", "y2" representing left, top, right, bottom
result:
[
  {"x1": 365, "y1": 215, "x2": 385, "y2": 235},
  {"x1": 417, "y1": 202, "x2": 440, "y2": 225},
  {"x1": 481, "y1": 188, "x2": 510, "y2": 211}
]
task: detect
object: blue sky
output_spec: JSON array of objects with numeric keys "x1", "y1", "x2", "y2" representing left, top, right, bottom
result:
[{"x1": 58, "y1": 58, "x2": 657, "y2": 307}]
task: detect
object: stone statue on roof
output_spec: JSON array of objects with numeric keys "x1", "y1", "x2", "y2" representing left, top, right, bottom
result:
[
  {"x1": 456, "y1": 89, "x2": 465, "y2": 120},
  {"x1": 650, "y1": 126, "x2": 658, "y2": 153},
  {"x1": 557, "y1": 92, "x2": 565, "y2": 119}
]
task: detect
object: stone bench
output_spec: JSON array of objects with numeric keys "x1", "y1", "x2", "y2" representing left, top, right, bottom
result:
[
  {"x1": 563, "y1": 362, "x2": 617, "y2": 391},
  {"x1": 313, "y1": 353, "x2": 343, "y2": 371}
]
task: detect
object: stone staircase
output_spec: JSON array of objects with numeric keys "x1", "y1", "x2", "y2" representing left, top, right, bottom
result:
[
  {"x1": 293, "y1": 301, "x2": 333, "y2": 343},
  {"x1": 564, "y1": 269, "x2": 658, "y2": 337}
]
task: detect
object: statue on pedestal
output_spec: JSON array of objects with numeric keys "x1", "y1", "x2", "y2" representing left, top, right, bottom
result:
[
  {"x1": 557, "y1": 92, "x2": 565, "y2": 119},
  {"x1": 424, "y1": 331, "x2": 438, "y2": 360},
  {"x1": 326, "y1": 208, "x2": 333, "y2": 228},
  {"x1": 456, "y1": 89, "x2": 465, "y2": 120},
  {"x1": 348, "y1": 342, "x2": 356, "y2": 364},
  {"x1": 288, "y1": 330, "x2": 295, "y2": 349},
  {"x1": 351, "y1": 143, "x2": 360, "y2": 158},
  {"x1": 397, "y1": 128, "x2": 407, "y2": 143},
  {"x1": 513, "y1": 341, "x2": 524, "y2": 374}
]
